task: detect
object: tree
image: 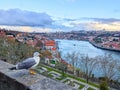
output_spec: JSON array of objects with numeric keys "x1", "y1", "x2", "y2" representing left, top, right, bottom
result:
[
  {"x1": 116, "y1": 66, "x2": 120, "y2": 81},
  {"x1": 64, "y1": 52, "x2": 79, "y2": 74},
  {"x1": 99, "y1": 54, "x2": 117, "y2": 81},
  {"x1": 0, "y1": 37, "x2": 38, "y2": 64},
  {"x1": 55, "y1": 62, "x2": 67, "y2": 77},
  {"x1": 79, "y1": 54, "x2": 99, "y2": 83},
  {"x1": 41, "y1": 50, "x2": 52, "y2": 58},
  {"x1": 100, "y1": 81, "x2": 109, "y2": 90},
  {"x1": 35, "y1": 40, "x2": 43, "y2": 49},
  {"x1": 76, "y1": 68, "x2": 80, "y2": 77}
]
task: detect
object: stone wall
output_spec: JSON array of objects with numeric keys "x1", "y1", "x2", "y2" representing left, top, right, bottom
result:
[
  {"x1": 0, "y1": 60, "x2": 76, "y2": 90},
  {"x1": 0, "y1": 72, "x2": 30, "y2": 90}
]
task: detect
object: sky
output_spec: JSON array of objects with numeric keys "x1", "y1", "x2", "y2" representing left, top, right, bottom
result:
[{"x1": 0, "y1": 0, "x2": 120, "y2": 32}]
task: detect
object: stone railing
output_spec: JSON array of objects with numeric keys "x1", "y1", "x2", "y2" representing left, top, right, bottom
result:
[{"x1": 0, "y1": 60, "x2": 76, "y2": 90}]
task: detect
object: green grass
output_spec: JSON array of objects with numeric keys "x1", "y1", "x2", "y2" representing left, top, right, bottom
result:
[
  {"x1": 38, "y1": 64, "x2": 99, "y2": 88},
  {"x1": 73, "y1": 81, "x2": 85, "y2": 89},
  {"x1": 78, "y1": 84, "x2": 85, "y2": 89},
  {"x1": 88, "y1": 82, "x2": 99, "y2": 88},
  {"x1": 87, "y1": 87, "x2": 95, "y2": 90},
  {"x1": 47, "y1": 74, "x2": 54, "y2": 78},
  {"x1": 66, "y1": 74, "x2": 99, "y2": 88},
  {"x1": 56, "y1": 76, "x2": 66, "y2": 80},
  {"x1": 39, "y1": 64, "x2": 61, "y2": 73},
  {"x1": 63, "y1": 79, "x2": 70, "y2": 83}
]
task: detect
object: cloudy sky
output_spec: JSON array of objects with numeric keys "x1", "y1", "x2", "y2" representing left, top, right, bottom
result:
[{"x1": 0, "y1": 0, "x2": 120, "y2": 32}]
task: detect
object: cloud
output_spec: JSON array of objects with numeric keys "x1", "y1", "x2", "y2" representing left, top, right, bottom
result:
[
  {"x1": 0, "y1": 25, "x2": 54, "y2": 32},
  {"x1": 62, "y1": 17, "x2": 120, "y2": 31},
  {"x1": 81, "y1": 17, "x2": 120, "y2": 31},
  {"x1": 84, "y1": 17, "x2": 120, "y2": 24},
  {"x1": 0, "y1": 9, "x2": 72, "y2": 32},
  {"x1": 56, "y1": 18, "x2": 92, "y2": 30},
  {"x1": 1, "y1": 10, "x2": 120, "y2": 32},
  {"x1": 0, "y1": 9, "x2": 53, "y2": 26},
  {"x1": 58, "y1": 17, "x2": 120, "y2": 31},
  {"x1": 88, "y1": 22, "x2": 120, "y2": 31},
  {"x1": 63, "y1": 18, "x2": 77, "y2": 21}
]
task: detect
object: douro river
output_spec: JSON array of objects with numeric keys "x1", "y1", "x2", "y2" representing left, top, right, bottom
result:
[{"x1": 55, "y1": 39, "x2": 120, "y2": 78}]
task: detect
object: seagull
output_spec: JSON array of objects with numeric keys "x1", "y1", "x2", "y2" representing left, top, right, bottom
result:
[{"x1": 9, "y1": 52, "x2": 40, "y2": 75}]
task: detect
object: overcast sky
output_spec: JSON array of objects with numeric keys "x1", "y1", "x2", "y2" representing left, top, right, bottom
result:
[{"x1": 0, "y1": 0, "x2": 120, "y2": 32}]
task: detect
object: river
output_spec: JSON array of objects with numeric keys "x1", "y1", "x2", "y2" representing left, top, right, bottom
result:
[{"x1": 55, "y1": 39, "x2": 120, "y2": 77}]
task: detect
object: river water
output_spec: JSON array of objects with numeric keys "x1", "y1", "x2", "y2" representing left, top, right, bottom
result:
[{"x1": 55, "y1": 39, "x2": 120, "y2": 77}]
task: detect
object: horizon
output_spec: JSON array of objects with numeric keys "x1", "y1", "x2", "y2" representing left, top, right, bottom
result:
[{"x1": 0, "y1": 0, "x2": 120, "y2": 32}]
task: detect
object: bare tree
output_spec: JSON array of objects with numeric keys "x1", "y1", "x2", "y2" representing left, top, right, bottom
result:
[
  {"x1": 117, "y1": 65, "x2": 120, "y2": 80},
  {"x1": 55, "y1": 61, "x2": 67, "y2": 77},
  {"x1": 79, "y1": 54, "x2": 99, "y2": 83},
  {"x1": 99, "y1": 54, "x2": 117, "y2": 81},
  {"x1": 64, "y1": 51, "x2": 79, "y2": 74},
  {"x1": 115, "y1": 65, "x2": 120, "y2": 89}
]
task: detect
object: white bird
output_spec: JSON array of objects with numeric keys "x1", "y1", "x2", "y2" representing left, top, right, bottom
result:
[{"x1": 9, "y1": 52, "x2": 40, "y2": 75}]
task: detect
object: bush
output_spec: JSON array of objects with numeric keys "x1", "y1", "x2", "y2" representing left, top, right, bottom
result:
[
  {"x1": 0, "y1": 37, "x2": 38, "y2": 64},
  {"x1": 100, "y1": 81, "x2": 109, "y2": 90}
]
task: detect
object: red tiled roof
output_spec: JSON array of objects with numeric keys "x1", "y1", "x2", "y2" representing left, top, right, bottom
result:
[
  {"x1": 52, "y1": 48, "x2": 56, "y2": 51},
  {"x1": 45, "y1": 40, "x2": 55, "y2": 46}
]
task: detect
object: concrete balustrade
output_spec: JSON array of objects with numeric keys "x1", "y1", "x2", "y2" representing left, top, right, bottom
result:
[{"x1": 0, "y1": 60, "x2": 76, "y2": 90}]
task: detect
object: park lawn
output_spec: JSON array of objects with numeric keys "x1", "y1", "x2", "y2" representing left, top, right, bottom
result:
[
  {"x1": 38, "y1": 64, "x2": 99, "y2": 88},
  {"x1": 87, "y1": 87, "x2": 95, "y2": 90}
]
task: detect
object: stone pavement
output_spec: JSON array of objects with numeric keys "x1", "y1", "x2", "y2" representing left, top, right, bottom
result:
[{"x1": 61, "y1": 77, "x2": 99, "y2": 90}]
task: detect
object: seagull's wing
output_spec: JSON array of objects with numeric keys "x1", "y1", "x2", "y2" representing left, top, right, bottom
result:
[{"x1": 17, "y1": 57, "x2": 36, "y2": 69}]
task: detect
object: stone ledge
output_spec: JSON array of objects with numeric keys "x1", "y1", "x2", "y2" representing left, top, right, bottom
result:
[{"x1": 0, "y1": 60, "x2": 76, "y2": 90}]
